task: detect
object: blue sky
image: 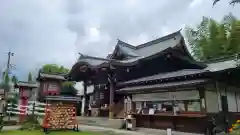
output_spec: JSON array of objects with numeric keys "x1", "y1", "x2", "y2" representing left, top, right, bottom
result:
[{"x1": 0, "y1": 0, "x2": 240, "y2": 81}]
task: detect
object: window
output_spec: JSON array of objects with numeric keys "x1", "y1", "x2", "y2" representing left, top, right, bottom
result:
[
  {"x1": 186, "y1": 100, "x2": 201, "y2": 111},
  {"x1": 131, "y1": 90, "x2": 201, "y2": 114}
]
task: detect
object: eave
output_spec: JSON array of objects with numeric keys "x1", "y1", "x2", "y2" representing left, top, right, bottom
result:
[
  {"x1": 15, "y1": 81, "x2": 39, "y2": 88},
  {"x1": 36, "y1": 72, "x2": 66, "y2": 81},
  {"x1": 116, "y1": 79, "x2": 210, "y2": 94}
]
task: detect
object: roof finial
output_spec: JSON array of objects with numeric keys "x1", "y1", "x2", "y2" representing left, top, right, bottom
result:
[{"x1": 78, "y1": 53, "x2": 85, "y2": 57}]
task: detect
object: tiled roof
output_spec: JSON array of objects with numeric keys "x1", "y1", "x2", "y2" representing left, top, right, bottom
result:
[
  {"x1": 117, "y1": 79, "x2": 208, "y2": 93},
  {"x1": 38, "y1": 73, "x2": 66, "y2": 80},
  {"x1": 205, "y1": 59, "x2": 238, "y2": 72},
  {"x1": 77, "y1": 54, "x2": 110, "y2": 67},
  {"x1": 110, "y1": 30, "x2": 183, "y2": 59},
  {"x1": 15, "y1": 81, "x2": 39, "y2": 88},
  {"x1": 74, "y1": 30, "x2": 184, "y2": 68},
  {"x1": 44, "y1": 96, "x2": 81, "y2": 101},
  {"x1": 118, "y1": 69, "x2": 208, "y2": 86},
  {"x1": 75, "y1": 54, "x2": 140, "y2": 68}
]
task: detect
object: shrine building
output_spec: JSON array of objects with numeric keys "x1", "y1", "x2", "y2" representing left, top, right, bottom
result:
[
  {"x1": 66, "y1": 30, "x2": 240, "y2": 133},
  {"x1": 36, "y1": 71, "x2": 66, "y2": 101}
]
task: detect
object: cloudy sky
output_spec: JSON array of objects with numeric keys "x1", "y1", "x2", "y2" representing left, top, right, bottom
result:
[{"x1": 0, "y1": 0, "x2": 239, "y2": 81}]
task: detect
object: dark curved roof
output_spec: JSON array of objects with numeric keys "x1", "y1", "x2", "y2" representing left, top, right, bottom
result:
[
  {"x1": 109, "y1": 29, "x2": 183, "y2": 59},
  {"x1": 67, "y1": 29, "x2": 206, "y2": 81},
  {"x1": 72, "y1": 29, "x2": 195, "y2": 69}
]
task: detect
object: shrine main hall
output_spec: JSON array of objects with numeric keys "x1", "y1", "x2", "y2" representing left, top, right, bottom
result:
[{"x1": 66, "y1": 30, "x2": 240, "y2": 133}]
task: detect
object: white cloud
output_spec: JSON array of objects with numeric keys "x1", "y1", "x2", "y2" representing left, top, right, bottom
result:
[
  {"x1": 128, "y1": 33, "x2": 149, "y2": 45},
  {"x1": 189, "y1": 0, "x2": 203, "y2": 8}
]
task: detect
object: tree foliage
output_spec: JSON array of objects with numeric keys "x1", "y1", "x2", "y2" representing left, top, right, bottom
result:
[
  {"x1": 185, "y1": 13, "x2": 240, "y2": 61},
  {"x1": 0, "y1": 73, "x2": 10, "y2": 92},
  {"x1": 61, "y1": 81, "x2": 77, "y2": 96},
  {"x1": 42, "y1": 64, "x2": 69, "y2": 74},
  {"x1": 11, "y1": 75, "x2": 18, "y2": 84},
  {"x1": 213, "y1": 0, "x2": 240, "y2": 6},
  {"x1": 28, "y1": 72, "x2": 33, "y2": 82}
]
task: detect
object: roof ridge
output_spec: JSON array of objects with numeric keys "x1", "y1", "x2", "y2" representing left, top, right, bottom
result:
[
  {"x1": 135, "y1": 29, "x2": 182, "y2": 49},
  {"x1": 117, "y1": 39, "x2": 136, "y2": 49},
  {"x1": 17, "y1": 81, "x2": 37, "y2": 84},
  {"x1": 80, "y1": 54, "x2": 112, "y2": 61},
  {"x1": 40, "y1": 72, "x2": 66, "y2": 76}
]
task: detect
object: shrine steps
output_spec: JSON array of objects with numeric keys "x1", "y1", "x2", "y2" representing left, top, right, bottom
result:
[{"x1": 76, "y1": 116, "x2": 124, "y2": 129}]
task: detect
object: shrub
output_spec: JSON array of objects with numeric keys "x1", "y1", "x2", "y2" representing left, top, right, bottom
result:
[
  {"x1": 229, "y1": 120, "x2": 240, "y2": 134},
  {"x1": 20, "y1": 116, "x2": 42, "y2": 131}
]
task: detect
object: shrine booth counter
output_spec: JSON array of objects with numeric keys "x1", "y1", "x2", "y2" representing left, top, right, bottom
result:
[{"x1": 43, "y1": 96, "x2": 81, "y2": 131}]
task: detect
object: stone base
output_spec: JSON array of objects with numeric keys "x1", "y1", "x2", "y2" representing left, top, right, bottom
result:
[{"x1": 77, "y1": 116, "x2": 124, "y2": 129}]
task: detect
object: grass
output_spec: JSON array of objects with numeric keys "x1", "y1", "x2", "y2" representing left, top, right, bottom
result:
[{"x1": 0, "y1": 130, "x2": 100, "y2": 135}]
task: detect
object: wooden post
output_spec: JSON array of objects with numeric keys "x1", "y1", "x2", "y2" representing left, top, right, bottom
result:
[
  {"x1": 109, "y1": 75, "x2": 115, "y2": 119},
  {"x1": 81, "y1": 81, "x2": 87, "y2": 116}
]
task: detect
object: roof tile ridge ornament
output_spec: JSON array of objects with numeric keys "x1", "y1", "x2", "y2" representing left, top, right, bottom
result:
[{"x1": 78, "y1": 52, "x2": 86, "y2": 59}]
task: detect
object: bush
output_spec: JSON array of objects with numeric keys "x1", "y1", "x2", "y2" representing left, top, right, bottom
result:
[
  {"x1": 229, "y1": 120, "x2": 240, "y2": 134},
  {"x1": 20, "y1": 116, "x2": 42, "y2": 131}
]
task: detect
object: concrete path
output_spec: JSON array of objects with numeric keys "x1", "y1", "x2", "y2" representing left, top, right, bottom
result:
[
  {"x1": 1, "y1": 117, "x2": 203, "y2": 135},
  {"x1": 79, "y1": 125, "x2": 203, "y2": 135},
  {"x1": 1, "y1": 125, "x2": 21, "y2": 131},
  {"x1": 0, "y1": 125, "x2": 202, "y2": 135}
]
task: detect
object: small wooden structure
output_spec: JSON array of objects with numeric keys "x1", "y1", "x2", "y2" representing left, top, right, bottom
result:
[
  {"x1": 36, "y1": 72, "x2": 66, "y2": 101},
  {"x1": 42, "y1": 96, "x2": 81, "y2": 132},
  {"x1": 14, "y1": 81, "x2": 38, "y2": 122}
]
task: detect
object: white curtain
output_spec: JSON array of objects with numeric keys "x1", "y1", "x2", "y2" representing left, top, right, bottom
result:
[
  {"x1": 132, "y1": 90, "x2": 199, "y2": 102},
  {"x1": 205, "y1": 91, "x2": 219, "y2": 112}
]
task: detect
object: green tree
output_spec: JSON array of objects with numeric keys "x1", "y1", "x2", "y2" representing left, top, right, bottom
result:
[
  {"x1": 61, "y1": 81, "x2": 77, "y2": 96},
  {"x1": 185, "y1": 14, "x2": 240, "y2": 61},
  {"x1": 0, "y1": 72, "x2": 10, "y2": 92},
  {"x1": 28, "y1": 72, "x2": 33, "y2": 82},
  {"x1": 42, "y1": 64, "x2": 69, "y2": 74},
  {"x1": 11, "y1": 75, "x2": 18, "y2": 84},
  {"x1": 213, "y1": 0, "x2": 240, "y2": 6}
]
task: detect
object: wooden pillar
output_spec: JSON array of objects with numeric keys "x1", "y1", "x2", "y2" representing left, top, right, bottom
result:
[
  {"x1": 19, "y1": 87, "x2": 28, "y2": 123},
  {"x1": 109, "y1": 75, "x2": 115, "y2": 119},
  {"x1": 81, "y1": 81, "x2": 87, "y2": 116}
]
